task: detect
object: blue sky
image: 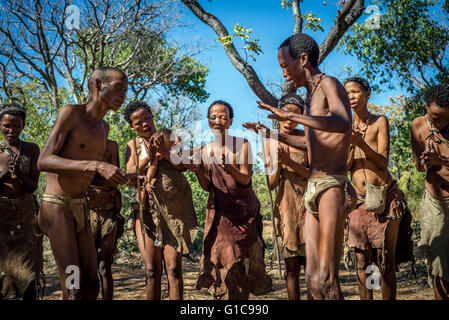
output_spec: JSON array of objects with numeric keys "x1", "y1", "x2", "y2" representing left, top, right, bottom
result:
[{"x1": 176, "y1": 0, "x2": 402, "y2": 135}]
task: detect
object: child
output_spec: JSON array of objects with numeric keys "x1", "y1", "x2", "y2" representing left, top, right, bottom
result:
[
  {"x1": 265, "y1": 93, "x2": 311, "y2": 300},
  {"x1": 125, "y1": 101, "x2": 198, "y2": 300}
]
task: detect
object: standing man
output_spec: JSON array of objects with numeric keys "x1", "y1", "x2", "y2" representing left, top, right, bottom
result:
[
  {"x1": 87, "y1": 139, "x2": 125, "y2": 300},
  {"x1": 245, "y1": 33, "x2": 356, "y2": 299},
  {"x1": 37, "y1": 67, "x2": 131, "y2": 300},
  {"x1": 411, "y1": 84, "x2": 449, "y2": 300},
  {"x1": 344, "y1": 77, "x2": 412, "y2": 300}
]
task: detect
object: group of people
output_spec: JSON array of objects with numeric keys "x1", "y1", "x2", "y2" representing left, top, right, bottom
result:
[{"x1": 1, "y1": 33, "x2": 448, "y2": 300}]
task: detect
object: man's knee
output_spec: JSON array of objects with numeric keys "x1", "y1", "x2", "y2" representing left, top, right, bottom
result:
[
  {"x1": 144, "y1": 265, "x2": 162, "y2": 282},
  {"x1": 355, "y1": 255, "x2": 369, "y2": 273},
  {"x1": 166, "y1": 263, "x2": 182, "y2": 279}
]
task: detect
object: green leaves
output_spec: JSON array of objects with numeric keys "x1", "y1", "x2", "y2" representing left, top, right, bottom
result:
[
  {"x1": 340, "y1": 0, "x2": 448, "y2": 95},
  {"x1": 302, "y1": 11, "x2": 323, "y2": 32},
  {"x1": 216, "y1": 23, "x2": 263, "y2": 62}
]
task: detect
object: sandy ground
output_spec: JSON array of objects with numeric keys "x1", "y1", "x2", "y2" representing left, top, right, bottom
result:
[{"x1": 40, "y1": 221, "x2": 435, "y2": 300}]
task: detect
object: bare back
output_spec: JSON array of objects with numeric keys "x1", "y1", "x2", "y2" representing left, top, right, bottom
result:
[
  {"x1": 305, "y1": 76, "x2": 352, "y2": 177},
  {"x1": 411, "y1": 115, "x2": 449, "y2": 198},
  {"x1": 42, "y1": 104, "x2": 108, "y2": 197}
]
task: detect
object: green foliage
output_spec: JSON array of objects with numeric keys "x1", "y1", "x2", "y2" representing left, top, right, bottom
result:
[
  {"x1": 184, "y1": 170, "x2": 209, "y2": 254},
  {"x1": 252, "y1": 161, "x2": 274, "y2": 220},
  {"x1": 302, "y1": 11, "x2": 324, "y2": 32},
  {"x1": 166, "y1": 56, "x2": 210, "y2": 103},
  {"x1": 340, "y1": 0, "x2": 449, "y2": 94},
  {"x1": 216, "y1": 23, "x2": 263, "y2": 62},
  {"x1": 279, "y1": 1, "x2": 323, "y2": 32},
  {"x1": 74, "y1": 27, "x2": 209, "y2": 103}
]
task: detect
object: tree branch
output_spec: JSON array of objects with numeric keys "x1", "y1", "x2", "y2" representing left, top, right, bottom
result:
[
  {"x1": 292, "y1": 0, "x2": 302, "y2": 34},
  {"x1": 319, "y1": 0, "x2": 364, "y2": 64},
  {"x1": 181, "y1": 0, "x2": 278, "y2": 106}
]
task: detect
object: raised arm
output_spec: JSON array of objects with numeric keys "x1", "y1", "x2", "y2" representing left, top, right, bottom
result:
[
  {"x1": 353, "y1": 115, "x2": 390, "y2": 172},
  {"x1": 242, "y1": 122, "x2": 307, "y2": 150},
  {"x1": 13, "y1": 143, "x2": 40, "y2": 193},
  {"x1": 221, "y1": 139, "x2": 253, "y2": 186},
  {"x1": 279, "y1": 144, "x2": 310, "y2": 179},
  {"x1": 258, "y1": 78, "x2": 351, "y2": 134},
  {"x1": 125, "y1": 138, "x2": 153, "y2": 174}
]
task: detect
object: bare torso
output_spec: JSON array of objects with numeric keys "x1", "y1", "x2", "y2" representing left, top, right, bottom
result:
[
  {"x1": 412, "y1": 116, "x2": 449, "y2": 198},
  {"x1": 349, "y1": 115, "x2": 392, "y2": 196},
  {"x1": 87, "y1": 140, "x2": 119, "y2": 208},
  {"x1": 43, "y1": 105, "x2": 108, "y2": 197},
  {"x1": 305, "y1": 76, "x2": 352, "y2": 177}
]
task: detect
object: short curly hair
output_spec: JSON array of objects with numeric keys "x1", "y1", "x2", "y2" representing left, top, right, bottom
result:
[
  {"x1": 278, "y1": 93, "x2": 305, "y2": 113},
  {"x1": 0, "y1": 102, "x2": 27, "y2": 122},
  {"x1": 279, "y1": 33, "x2": 320, "y2": 67},
  {"x1": 207, "y1": 100, "x2": 234, "y2": 119},
  {"x1": 124, "y1": 101, "x2": 153, "y2": 124},
  {"x1": 424, "y1": 84, "x2": 449, "y2": 108},
  {"x1": 344, "y1": 77, "x2": 371, "y2": 92}
]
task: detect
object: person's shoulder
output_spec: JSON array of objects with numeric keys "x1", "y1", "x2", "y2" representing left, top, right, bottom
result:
[
  {"x1": 411, "y1": 115, "x2": 426, "y2": 129},
  {"x1": 22, "y1": 140, "x2": 40, "y2": 154},
  {"x1": 57, "y1": 104, "x2": 85, "y2": 120},
  {"x1": 372, "y1": 114, "x2": 388, "y2": 125},
  {"x1": 321, "y1": 75, "x2": 341, "y2": 88},
  {"x1": 321, "y1": 75, "x2": 346, "y2": 95}
]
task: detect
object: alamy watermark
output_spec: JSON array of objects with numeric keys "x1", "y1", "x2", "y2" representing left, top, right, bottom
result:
[
  {"x1": 161, "y1": 121, "x2": 283, "y2": 173},
  {"x1": 365, "y1": 5, "x2": 381, "y2": 30},
  {"x1": 65, "y1": 5, "x2": 80, "y2": 31},
  {"x1": 365, "y1": 265, "x2": 381, "y2": 290},
  {"x1": 65, "y1": 265, "x2": 80, "y2": 290}
]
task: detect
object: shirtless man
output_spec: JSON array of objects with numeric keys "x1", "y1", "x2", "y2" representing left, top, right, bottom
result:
[
  {"x1": 37, "y1": 67, "x2": 131, "y2": 300},
  {"x1": 244, "y1": 33, "x2": 356, "y2": 299},
  {"x1": 87, "y1": 139, "x2": 124, "y2": 300},
  {"x1": 344, "y1": 77, "x2": 407, "y2": 300},
  {"x1": 411, "y1": 84, "x2": 449, "y2": 300}
]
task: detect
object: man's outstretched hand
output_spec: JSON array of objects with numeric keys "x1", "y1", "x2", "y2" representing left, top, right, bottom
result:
[
  {"x1": 257, "y1": 100, "x2": 290, "y2": 121},
  {"x1": 242, "y1": 122, "x2": 271, "y2": 138}
]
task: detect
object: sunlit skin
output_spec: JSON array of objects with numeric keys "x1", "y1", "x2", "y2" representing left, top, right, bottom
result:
[
  {"x1": 411, "y1": 101, "x2": 449, "y2": 300},
  {"x1": 0, "y1": 113, "x2": 40, "y2": 300},
  {"x1": 37, "y1": 69, "x2": 133, "y2": 300},
  {"x1": 197, "y1": 104, "x2": 253, "y2": 187},
  {"x1": 263, "y1": 103, "x2": 311, "y2": 300},
  {"x1": 344, "y1": 81, "x2": 399, "y2": 300},
  {"x1": 244, "y1": 43, "x2": 356, "y2": 300},
  {"x1": 125, "y1": 108, "x2": 186, "y2": 300},
  {"x1": 86, "y1": 139, "x2": 121, "y2": 300}
]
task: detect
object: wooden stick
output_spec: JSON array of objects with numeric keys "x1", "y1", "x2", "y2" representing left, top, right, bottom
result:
[
  {"x1": 257, "y1": 129, "x2": 282, "y2": 280},
  {"x1": 133, "y1": 136, "x2": 146, "y2": 250}
]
